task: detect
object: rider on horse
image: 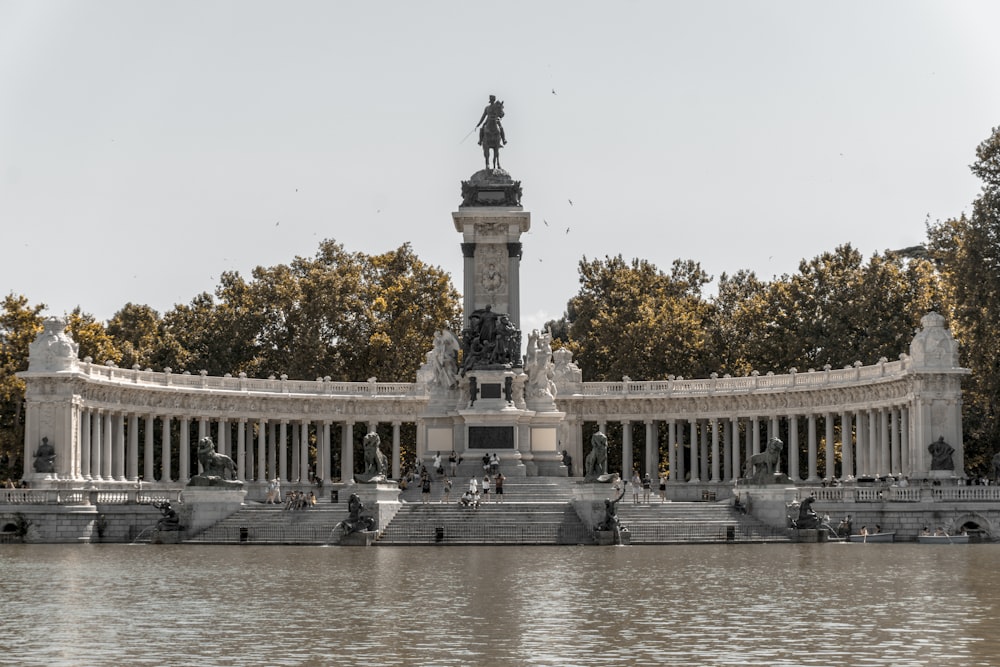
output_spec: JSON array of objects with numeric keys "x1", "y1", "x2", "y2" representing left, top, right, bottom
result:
[{"x1": 477, "y1": 94, "x2": 506, "y2": 146}]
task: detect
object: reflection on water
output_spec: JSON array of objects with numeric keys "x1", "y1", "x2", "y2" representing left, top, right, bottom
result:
[{"x1": 3, "y1": 543, "x2": 1000, "y2": 666}]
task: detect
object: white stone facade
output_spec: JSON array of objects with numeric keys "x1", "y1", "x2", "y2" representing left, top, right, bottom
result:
[{"x1": 18, "y1": 312, "x2": 968, "y2": 489}]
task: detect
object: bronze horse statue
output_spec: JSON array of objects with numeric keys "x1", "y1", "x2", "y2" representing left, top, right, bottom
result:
[{"x1": 481, "y1": 100, "x2": 504, "y2": 170}]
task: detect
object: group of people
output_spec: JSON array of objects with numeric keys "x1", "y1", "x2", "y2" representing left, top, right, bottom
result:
[
  {"x1": 618, "y1": 471, "x2": 670, "y2": 504},
  {"x1": 460, "y1": 472, "x2": 506, "y2": 508},
  {"x1": 282, "y1": 490, "x2": 317, "y2": 510}
]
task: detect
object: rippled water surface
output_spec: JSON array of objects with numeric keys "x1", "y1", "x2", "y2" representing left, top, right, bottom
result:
[{"x1": 4, "y1": 543, "x2": 1000, "y2": 666}]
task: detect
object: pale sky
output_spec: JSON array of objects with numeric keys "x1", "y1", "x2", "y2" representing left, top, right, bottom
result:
[{"x1": 3, "y1": 1, "x2": 999, "y2": 338}]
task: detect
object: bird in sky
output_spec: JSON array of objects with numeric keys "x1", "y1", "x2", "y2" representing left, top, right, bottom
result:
[
  {"x1": 568, "y1": 199, "x2": 573, "y2": 206},
  {"x1": 543, "y1": 219, "x2": 549, "y2": 227},
  {"x1": 551, "y1": 88, "x2": 557, "y2": 95},
  {"x1": 566, "y1": 227, "x2": 571, "y2": 234}
]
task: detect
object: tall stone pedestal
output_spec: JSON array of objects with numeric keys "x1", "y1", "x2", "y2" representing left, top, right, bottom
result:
[
  {"x1": 330, "y1": 481, "x2": 401, "y2": 531},
  {"x1": 179, "y1": 487, "x2": 247, "y2": 535}
]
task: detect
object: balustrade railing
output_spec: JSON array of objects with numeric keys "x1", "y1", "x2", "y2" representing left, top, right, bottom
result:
[{"x1": 1, "y1": 488, "x2": 182, "y2": 505}]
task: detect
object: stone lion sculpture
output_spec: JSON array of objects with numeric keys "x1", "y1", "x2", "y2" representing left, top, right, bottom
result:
[
  {"x1": 585, "y1": 432, "x2": 609, "y2": 480},
  {"x1": 188, "y1": 436, "x2": 241, "y2": 488},
  {"x1": 359, "y1": 431, "x2": 388, "y2": 482},
  {"x1": 744, "y1": 437, "x2": 784, "y2": 485}
]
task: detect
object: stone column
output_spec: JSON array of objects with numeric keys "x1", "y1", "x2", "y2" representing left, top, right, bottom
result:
[
  {"x1": 667, "y1": 420, "x2": 677, "y2": 482},
  {"x1": 868, "y1": 409, "x2": 879, "y2": 477},
  {"x1": 81, "y1": 409, "x2": 92, "y2": 481},
  {"x1": 321, "y1": 421, "x2": 332, "y2": 482},
  {"x1": 342, "y1": 420, "x2": 355, "y2": 482},
  {"x1": 880, "y1": 408, "x2": 891, "y2": 477},
  {"x1": 161, "y1": 415, "x2": 172, "y2": 483},
  {"x1": 722, "y1": 418, "x2": 732, "y2": 481},
  {"x1": 144, "y1": 415, "x2": 155, "y2": 484},
  {"x1": 787, "y1": 416, "x2": 799, "y2": 482},
  {"x1": 688, "y1": 419, "x2": 699, "y2": 483},
  {"x1": 825, "y1": 412, "x2": 835, "y2": 482},
  {"x1": 392, "y1": 421, "x2": 401, "y2": 480},
  {"x1": 237, "y1": 418, "x2": 247, "y2": 481},
  {"x1": 291, "y1": 422, "x2": 300, "y2": 481},
  {"x1": 645, "y1": 420, "x2": 658, "y2": 479},
  {"x1": 257, "y1": 418, "x2": 267, "y2": 482},
  {"x1": 198, "y1": 417, "x2": 208, "y2": 443},
  {"x1": 751, "y1": 417, "x2": 760, "y2": 457},
  {"x1": 218, "y1": 418, "x2": 229, "y2": 457},
  {"x1": 744, "y1": 419, "x2": 753, "y2": 473},
  {"x1": 179, "y1": 417, "x2": 190, "y2": 483},
  {"x1": 890, "y1": 408, "x2": 901, "y2": 477},
  {"x1": 855, "y1": 410, "x2": 866, "y2": 477},
  {"x1": 700, "y1": 420, "x2": 709, "y2": 482},
  {"x1": 300, "y1": 421, "x2": 310, "y2": 482},
  {"x1": 900, "y1": 407, "x2": 910, "y2": 477},
  {"x1": 127, "y1": 413, "x2": 139, "y2": 482},
  {"x1": 278, "y1": 420, "x2": 288, "y2": 483},
  {"x1": 841, "y1": 411, "x2": 853, "y2": 481},
  {"x1": 102, "y1": 410, "x2": 114, "y2": 481},
  {"x1": 730, "y1": 418, "x2": 740, "y2": 481},
  {"x1": 622, "y1": 420, "x2": 633, "y2": 476},
  {"x1": 710, "y1": 418, "x2": 720, "y2": 482},
  {"x1": 507, "y1": 242, "x2": 522, "y2": 328},
  {"x1": 91, "y1": 409, "x2": 102, "y2": 480},
  {"x1": 461, "y1": 242, "x2": 476, "y2": 328},
  {"x1": 806, "y1": 414, "x2": 818, "y2": 483}
]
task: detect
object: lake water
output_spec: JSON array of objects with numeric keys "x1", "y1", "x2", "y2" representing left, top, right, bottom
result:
[{"x1": 3, "y1": 543, "x2": 1000, "y2": 666}]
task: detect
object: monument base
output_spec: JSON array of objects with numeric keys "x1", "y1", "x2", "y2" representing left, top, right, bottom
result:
[
  {"x1": 180, "y1": 487, "x2": 247, "y2": 536},
  {"x1": 339, "y1": 530, "x2": 377, "y2": 547},
  {"x1": 789, "y1": 528, "x2": 829, "y2": 543}
]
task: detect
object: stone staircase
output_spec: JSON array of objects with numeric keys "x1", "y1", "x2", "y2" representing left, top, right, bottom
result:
[
  {"x1": 179, "y1": 477, "x2": 789, "y2": 546},
  {"x1": 614, "y1": 500, "x2": 789, "y2": 544},
  {"x1": 184, "y1": 504, "x2": 347, "y2": 545}
]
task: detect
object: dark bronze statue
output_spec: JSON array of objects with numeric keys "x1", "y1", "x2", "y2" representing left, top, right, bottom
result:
[
  {"x1": 477, "y1": 94, "x2": 506, "y2": 170},
  {"x1": 336, "y1": 493, "x2": 376, "y2": 534},
  {"x1": 153, "y1": 500, "x2": 181, "y2": 531},
  {"x1": 928, "y1": 436, "x2": 955, "y2": 471},
  {"x1": 597, "y1": 479, "x2": 629, "y2": 545},
  {"x1": 188, "y1": 437, "x2": 242, "y2": 488},
  {"x1": 791, "y1": 495, "x2": 820, "y2": 529},
  {"x1": 584, "y1": 432, "x2": 609, "y2": 480},
  {"x1": 460, "y1": 305, "x2": 522, "y2": 374},
  {"x1": 32, "y1": 437, "x2": 56, "y2": 474}
]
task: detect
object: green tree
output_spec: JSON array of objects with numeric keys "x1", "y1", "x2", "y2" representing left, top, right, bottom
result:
[
  {"x1": 107, "y1": 303, "x2": 187, "y2": 371},
  {"x1": 161, "y1": 240, "x2": 462, "y2": 381},
  {"x1": 927, "y1": 126, "x2": 1000, "y2": 472},
  {"x1": 0, "y1": 294, "x2": 45, "y2": 481},
  {"x1": 66, "y1": 308, "x2": 121, "y2": 366},
  {"x1": 563, "y1": 255, "x2": 713, "y2": 381}
]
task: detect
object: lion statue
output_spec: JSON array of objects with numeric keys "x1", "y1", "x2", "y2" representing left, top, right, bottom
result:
[
  {"x1": 744, "y1": 437, "x2": 784, "y2": 485},
  {"x1": 188, "y1": 436, "x2": 241, "y2": 487},
  {"x1": 360, "y1": 431, "x2": 388, "y2": 482},
  {"x1": 585, "y1": 431, "x2": 609, "y2": 480}
]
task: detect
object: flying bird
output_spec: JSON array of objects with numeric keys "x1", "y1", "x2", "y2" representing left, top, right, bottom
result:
[
  {"x1": 568, "y1": 199, "x2": 573, "y2": 206},
  {"x1": 543, "y1": 219, "x2": 549, "y2": 227},
  {"x1": 566, "y1": 227, "x2": 571, "y2": 234},
  {"x1": 551, "y1": 88, "x2": 557, "y2": 95}
]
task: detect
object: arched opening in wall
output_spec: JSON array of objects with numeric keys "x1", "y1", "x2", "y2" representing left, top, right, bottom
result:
[
  {"x1": 1, "y1": 522, "x2": 16, "y2": 534},
  {"x1": 960, "y1": 520, "x2": 988, "y2": 542}
]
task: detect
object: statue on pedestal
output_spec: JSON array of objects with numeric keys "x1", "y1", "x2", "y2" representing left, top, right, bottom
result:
[
  {"x1": 476, "y1": 94, "x2": 506, "y2": 170},
  {"x1": 337, "y1": 493, "x2": 376, "y2": 534},
  {"x1": 359, "y1": 432, "x2": 388, "y2": 483},
  {"x1": 153, "y1": 500, "x2": 181, "y2": 531},
  {"x1": 584, "y1": 432, "x2": 609, "y2": 480},
  {"x1": 188, "y1": 437, "x2": 242, "y2": 488},
  {"x1": 928, "y1": 436, "x2": 955, "y2": 471},
  {"x1": 743, "y1": 437, "x2": 784, "y2": 485},
  {"x1": 32, "y1": 437, "x2": 56, "y2": 474}
]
